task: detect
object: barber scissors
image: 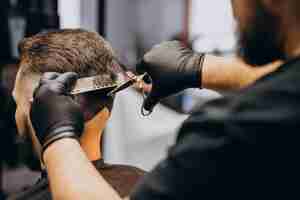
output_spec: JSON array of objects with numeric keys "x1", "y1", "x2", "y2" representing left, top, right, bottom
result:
[
  {"x1": 70, "y1": 60, "x2": 153, "y2": 116},
  {"x1": 70, "y1": 72, "x2": 149, "y2": 97}
]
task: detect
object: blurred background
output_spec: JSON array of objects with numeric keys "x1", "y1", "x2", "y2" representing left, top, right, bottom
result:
[{"x1": 0, "y1": 0, "x2": 235, "y2": 197}]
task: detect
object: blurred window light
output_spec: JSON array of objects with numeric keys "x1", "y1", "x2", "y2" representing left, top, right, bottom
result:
[
  {"x1": 58, "y1": 0, "x2": 81, "y2": 28},
  {"x1": 190, "y1": 0, "x2": 236, "y2": 55},
  {"x1": 81, "y1": 0, "x2": 98, "y2": 31}
]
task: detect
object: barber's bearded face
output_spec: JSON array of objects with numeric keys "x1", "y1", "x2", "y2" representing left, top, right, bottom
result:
[{"x1": 235, "y1": 0, "x2": 285, "y2": 66}]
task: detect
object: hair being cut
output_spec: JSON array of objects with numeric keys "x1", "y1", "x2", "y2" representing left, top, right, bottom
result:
[{"x1": 18, "y1": 29, "x2": 117, "y2": 120}]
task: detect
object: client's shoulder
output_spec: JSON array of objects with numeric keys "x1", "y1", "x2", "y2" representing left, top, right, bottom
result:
[{"x1": 94, "y1": 159, "x2": 146, "y2": 197}]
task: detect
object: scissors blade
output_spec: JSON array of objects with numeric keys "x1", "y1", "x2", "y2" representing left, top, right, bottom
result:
[
  {"x1": 107, "y1": 79, "x2": 136, "y2": 97},
  {"x1": 107, "y1": 73, "x2": 148, "y2": 96}
]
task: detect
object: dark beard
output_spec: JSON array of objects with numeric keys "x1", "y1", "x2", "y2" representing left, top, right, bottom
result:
[{"x1": 237, "y1": 2, "x2": 285, "y2": 66}]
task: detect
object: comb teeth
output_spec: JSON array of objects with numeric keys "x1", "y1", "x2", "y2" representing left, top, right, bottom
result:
[
  {"x1": 70, "y1": 74, "x2": 120, "y2": 95},
  {"x1": 94, "y1": 84, "x2": 115, "y2": 89},
  {"x1": 92, "y1": 78, "x2": 103, "y2": 88},
  {"x1": 70, "y1": 84, "x2": 118, "y2": 95}
]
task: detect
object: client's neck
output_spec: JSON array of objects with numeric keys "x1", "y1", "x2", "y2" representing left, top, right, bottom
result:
[{"x1": 80, "y1": 108, "x2": 110, "y2": 161}]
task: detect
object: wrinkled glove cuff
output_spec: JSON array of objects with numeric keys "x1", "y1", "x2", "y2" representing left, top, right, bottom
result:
[
  {"x1": 197, "y1": 53, "x2": 205, "y2": 89},
  {"x1": 185, "y1": 53, "x2": 206, "y2": 88},
  {"x1": 42, "y1": 126, "x2": 79, "y2": 154}
]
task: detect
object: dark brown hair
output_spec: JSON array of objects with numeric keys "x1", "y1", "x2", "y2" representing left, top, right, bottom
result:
[{"x1": 18, "y1": 29, "x2": 117, "y2": 120}]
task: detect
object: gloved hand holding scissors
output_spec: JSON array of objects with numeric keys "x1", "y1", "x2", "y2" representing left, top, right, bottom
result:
[{"x1": 136, "y1": 41, "x2": 205, "y2": 112}]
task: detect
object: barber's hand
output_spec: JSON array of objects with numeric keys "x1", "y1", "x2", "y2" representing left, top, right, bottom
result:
[
  {"x1": 30, "y1": 72, "x2": 84, "y2": 152},
  {"x1": 137, "y1": 41, "x2": 204, "y2": 112}
]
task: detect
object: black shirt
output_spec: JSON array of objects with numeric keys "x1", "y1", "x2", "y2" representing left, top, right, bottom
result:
[
  {"x1": 131, "y1": 58, "x2": 300, "y2": 199},
  {"x1": 9, "y1": 160, "x2": 145, "y2": 199}
]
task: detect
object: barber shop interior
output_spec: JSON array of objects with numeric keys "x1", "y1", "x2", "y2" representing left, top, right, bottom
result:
[{"x1": 1, "y1": 0, "x2": 299, "y2": 199}]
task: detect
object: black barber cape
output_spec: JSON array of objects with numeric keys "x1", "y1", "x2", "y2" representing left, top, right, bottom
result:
[
  {"x1": 9, "y1": 159, "x2": 145, "y2": 199},
  {"x1": 131, "y1": 57, "x2": 300, "y2": 200}
]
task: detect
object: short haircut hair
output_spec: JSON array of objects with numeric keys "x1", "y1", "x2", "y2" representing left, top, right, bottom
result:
[{"x1": 18, "y1": 29, "x2": 117, "y2": 120}]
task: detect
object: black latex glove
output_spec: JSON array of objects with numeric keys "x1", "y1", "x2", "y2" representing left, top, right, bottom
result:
[
  {"x1": 30, "y1": 72, "x2": 84, "y2": 152},
  {"x1": 137, "y1": 41, "x2": 205, "y2": 112}
]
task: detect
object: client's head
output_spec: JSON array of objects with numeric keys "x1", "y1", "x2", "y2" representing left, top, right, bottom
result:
[{"x1": 13, "y1": 29, "x2": 117, "y2": 160}]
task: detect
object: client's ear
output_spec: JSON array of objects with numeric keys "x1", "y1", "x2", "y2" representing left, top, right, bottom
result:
[
  {"x1": 85, "y1": 107, "x2": 111, "y2": 125},
  {"x1": 73, "y1": 95, "x2": 94, "y2": 121},
  {"x1": 74, "y1": 93, "x2": 114, "y2": 122}
]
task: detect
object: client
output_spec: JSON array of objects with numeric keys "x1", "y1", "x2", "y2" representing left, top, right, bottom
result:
[{"x1": 9, "y1": 29, "x2": 145, "y2": 199}]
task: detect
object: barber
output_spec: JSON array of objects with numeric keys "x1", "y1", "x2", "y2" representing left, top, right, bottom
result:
[
  {"x1": 29, "y1": 0, "x2": 300, "y2": 199},
  {"x1": 136, "y1": 41, "x2": 280, "y2": 112},
  {"x1": 28, "y1": 55, "x2": 280, "y2": 200},
  {"x1": 28, "y1": 57, "x2": 281, "y2": 200}
]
